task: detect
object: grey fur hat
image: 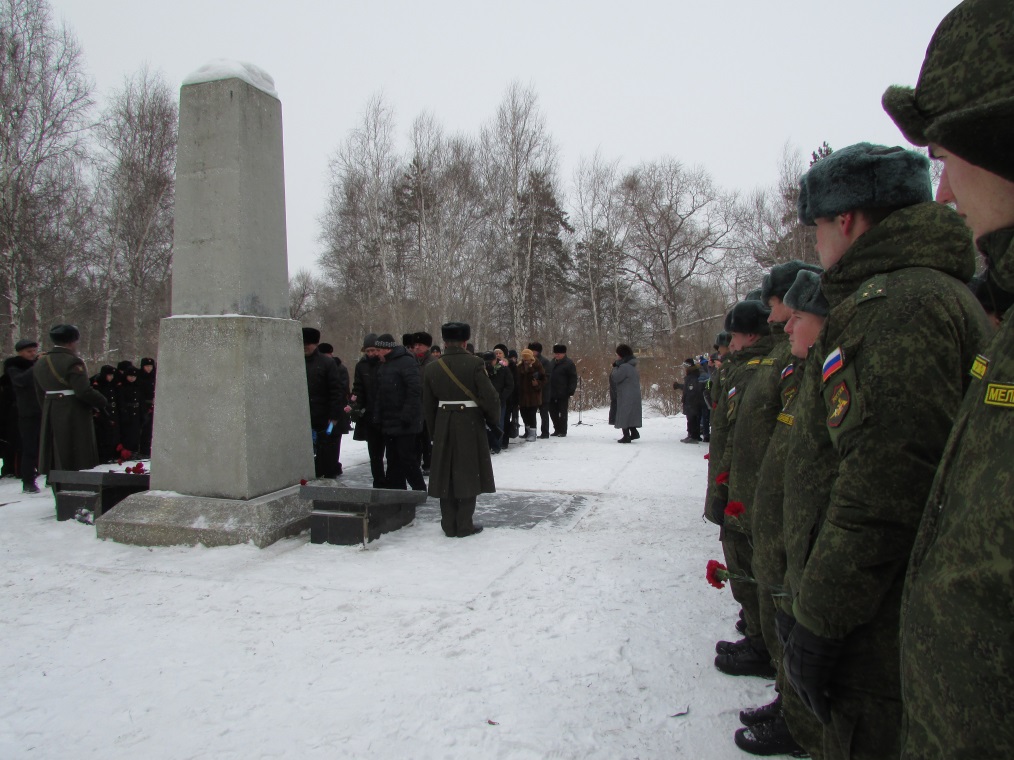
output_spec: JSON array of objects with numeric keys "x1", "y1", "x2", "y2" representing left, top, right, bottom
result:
[
  {"x1": 49, "y1": 324, "x2": 80, "y2": 344},
  {"x1": 724, "y1": 301, "x2": 771, "y2": 335},
  {"x1": 783, "y1": 270, "x2": 830, "y2": 317},
  {"x1": 797, "y1": 142, "x2": 932, "y2": 226},
  {"x1": 714, "y1": 331, "x2": 731, "y2": 348},
  {"x1": 761, "y1": 261, "x2": 824, "y2": 305}
]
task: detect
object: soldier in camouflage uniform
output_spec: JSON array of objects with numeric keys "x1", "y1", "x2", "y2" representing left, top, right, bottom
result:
[
  {"x1": 881, "y1": 2, "x2": 1014, "y2": 756},
  {"x1": 708, "y1": 300, "x2": 777, "y2": 678},
  {"x1": 735, "y1": 269, "x2": 828, "y2": 757},
  {"x1": 780, "y1": 143, "x2": 990, "y2": 760},
  {"x1": 731, "y1": 264, "x2": 823, "y2": 757}
]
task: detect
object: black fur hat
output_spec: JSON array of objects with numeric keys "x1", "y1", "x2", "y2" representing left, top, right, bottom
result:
[
  {"x1": 49, "y1": 324, "x2": 80, "y2": 344},
  {"x1": 14, "y1": 338, "x2": 37, "y2": 351},
  {"x1": 441, "y1": 322, "x2": 471, "y2": 342},
  {"x1": 413, "y1": 331, "x2": 433, "y2": 348},
  {"x1": 493, "y1": 343, "x2": 509, "y2": 355},
  {"x1": 797, "y1": 143, "x2": 932, "y2": 226},
  {"x1": 783, "y1": 270, "x2": 830, "y2": 318},
  {"x1": 124, "y1": 366, "x2": 139, "y2": 378},
  {"x1": 527, "y1": 341, "x2": 543, "y2": 353},
  {"x1": 552, "y1": 344, "x2": 567, "y2": 354},
  {"x1": 317, "y1": 343, "x2": 333, "y2": 354},
  {"x1": 714, "y1": 331, "x2": 731, "y2": 349},
  {"x1": 761, "y1": 261, "x2": 824, "y2": 305},
  {"x1": 100, "y1": 365, "x2": 116, "y2": 376},
  {"x1": 140, "y1": 357, "x2": 155, "y2": 368},
  {"x1": 301, "y1": 327, "x2": 321, "y2": 345},
  {"x1": 724, "y1": 301, "x2": 771, "y2": 335}
]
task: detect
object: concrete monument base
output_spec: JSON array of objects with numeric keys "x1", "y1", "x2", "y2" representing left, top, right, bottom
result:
[{"x1": 96, "y1": 486, "x2": 309, "y2": 548}]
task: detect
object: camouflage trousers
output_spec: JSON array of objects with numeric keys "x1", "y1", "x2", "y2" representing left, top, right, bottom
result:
[{"x1": 720, "y1": 525, "x2": 763, "y2": 641}]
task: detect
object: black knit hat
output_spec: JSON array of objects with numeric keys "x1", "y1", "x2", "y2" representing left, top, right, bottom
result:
[
  {"x1": 507, "y1": 349, "x2": 518, "y2": 359},
  {"x1": 616, "y1": 344, "x2": 634, "y2": 359},
  {"x1": 317, "y1": 343, "x2": 333, "y2": 354},
  {"x1": 724, "y1": 301, "x2": 771, "y2": 335},
  {"x1": 374, "y1": 333, "x2": 398, "y2": 349},
  {"x1": 783, "y1": 270, "x2": 830, "y2": 318},
  {"x1": 441, "y1": 322, "x2": 470, "y2": 342},
  {"x1": 761, "y1": 261, "x2": 824, "y2": 305},
  {"x1": 301, "y1": 327, "x2": 321, "y2": 345},
  {"x1": 49, "y1": 324, "x2": 80, "y2": 344},
  {"x1": 361, "y1": 333, "x2": 377, "y2": 349},
  {"x1": 552, "y1": 344, "x2": 567, "y2": 354},
  {"x1": 14, "y1": 338, "x2": 37, "y2": 351},
  {"x1": 797, "y1": 143, "x2": 932, "y2": 226}
]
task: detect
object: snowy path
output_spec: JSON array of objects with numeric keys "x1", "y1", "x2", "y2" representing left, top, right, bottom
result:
[{"x1": 0, "y1": 409, "x2": 772, "y2": 759}]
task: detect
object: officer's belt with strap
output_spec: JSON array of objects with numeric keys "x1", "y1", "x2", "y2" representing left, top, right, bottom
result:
[
  {"x1": 436, "y1": 359, "x2": 481, "y2": 410},
  {"x1": 45, "y1": 389, "x2": 75, "y2": 397}
]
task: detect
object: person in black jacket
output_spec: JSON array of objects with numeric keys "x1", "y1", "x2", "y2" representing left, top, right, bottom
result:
[
  {"x1": 91, "y1": 365, "x2": 120, "y2": 463},
  {"x1": 548, "y1": 344, "x2": 578, "y2": 437},
  {"x1": 373, "y1": 333, "x2": 425, "y2": 490},
  {"x1": 317, "y1": 342, "x2": 351, "y2": 476},
  {"x1": 528, "y1": 342, "x2": 552, "y2": 438},
  {"x1": 483, "y1": 351, "x2": 514, "y2": 454},
  {"x1": 303, "y1": 327, "x2": 343, "y2": 479},
  {"x1": 673, "y1": 357, "x2": 706, "y2": 443},
  {"x1": 349, "y1": 334, "x2": 386, "y2": 487},
  {"x1": 4, "y1": 339, "x2": 41, "y2": 492},
  {"x1": 136, "y1": 357, "x2": 156, "y2": 457},
  {"x1": 116, "y1": 367, "x2": 146, "y2": 454}
]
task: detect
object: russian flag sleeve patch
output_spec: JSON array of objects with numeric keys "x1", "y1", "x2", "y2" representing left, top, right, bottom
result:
[{"x1": 822, "y1": 347, "x2": 844, "y2": 383}]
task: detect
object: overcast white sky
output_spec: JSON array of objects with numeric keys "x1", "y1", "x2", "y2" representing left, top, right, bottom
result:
[{"x1": 51, "y1": 0, "x2": 957, "y2": 276}]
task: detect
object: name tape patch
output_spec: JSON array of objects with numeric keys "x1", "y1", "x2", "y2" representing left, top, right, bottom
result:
[{"x1": 984, "y1": 383, "x2": 1014, "y2": 408}]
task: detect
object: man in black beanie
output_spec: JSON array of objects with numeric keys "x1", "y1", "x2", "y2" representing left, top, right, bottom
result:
[
  {"x1": 34, "y1": 324, "x2": 109, "y2": 474},
  {"x1": 423, "y1": 322, "x2": 501, "y2": 537},
  {"x1": 882, "y1": 2, "x2": 1014, "y2": 756},
  {"x1": 778, "y1": 140, "x2": 990, "y2": 759}
]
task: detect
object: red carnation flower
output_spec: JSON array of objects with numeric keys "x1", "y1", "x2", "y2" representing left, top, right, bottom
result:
[
  {"x1": 115, "y1": 444, "x2": 124, "y2": 453},
  {"x1": 117, "y1": 458, "x2": 125, "y2": 465},
  {"x1": 725, "y1": 501, "x2": 745, "y2": 518},
  {"x1": 706, "y1": 559, "x2": 729, "y2": 589},
  {"x1": 704, "y1": 453, "x2": 710, "y2": 460},
  {"x1": 716, "y1": 471, "x2": 729, "y2": 485},
  {"x1": 300, "y1": 479, "x2": 308, "y2": 486}
]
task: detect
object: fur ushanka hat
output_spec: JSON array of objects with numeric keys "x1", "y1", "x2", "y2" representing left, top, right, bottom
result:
[
  {"x1": 783, "y1": 270, "x2": 830, "y2": 318},
  {"x1": 797, "y1": 143, "x2": 932, "y2": 226},
  {"x1": 761, "y1": 260, "x2": 824, "y2": 305},
  {"x1": 724, "y1": 301, "x2": 771, "y2": 335}
]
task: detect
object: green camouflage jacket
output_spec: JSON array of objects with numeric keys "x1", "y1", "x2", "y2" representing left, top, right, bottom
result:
[
  {"x1": 705, "y1": 336, "x2": 774, "y2": 525},
  {"x1": 727, "y1": 325, "x2": 792, "y2": 536},
  {"x1": 899, "y1": 226, "x2": 1014, "y2": 759},
  {"x1": 783, "y1": 202, "x2": 989, "y2": 661}
]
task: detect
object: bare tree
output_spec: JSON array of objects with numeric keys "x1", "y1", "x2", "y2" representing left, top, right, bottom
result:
[
  {"x1": 620, "y1": 159, "x2": 737, "y2": 341},
  {"x1": 288, "y1": 268, "x2": 317, "y2": 321},
  {"x1": 91, "y1": 65, "x2": 176, "y2": 358},
  {"x1": 0, "y1": 0, "x2": 92, "y2": 350}
]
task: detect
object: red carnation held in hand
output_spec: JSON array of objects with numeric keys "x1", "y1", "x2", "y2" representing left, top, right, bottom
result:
[
  {"x1": 724, "y1": 501, "x2": 745, "y2": 518},
  {"x1": 300, "y1": 479, "x2": 308, "y2": 486},
  {"x1": 706, "y1": 559, "x2": 729, "y2": 589},
  {"x1": 715, "y1": 471, "x2": 729, "y2": 485}
]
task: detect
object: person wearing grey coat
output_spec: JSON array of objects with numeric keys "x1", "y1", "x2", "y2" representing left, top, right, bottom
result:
[{"x1": 608, "y1": 344, "x2": 642, "y2": 443}]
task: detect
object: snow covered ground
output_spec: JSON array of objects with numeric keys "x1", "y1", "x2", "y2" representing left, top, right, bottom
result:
[{"x1": 1, "y1": 408, "x2": 775, "y2": 759}]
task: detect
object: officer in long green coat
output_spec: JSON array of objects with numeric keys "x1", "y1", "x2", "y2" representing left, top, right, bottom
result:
[
  {"x1": 882, "y1": 2, "x2": 1014, "y2": 756},
  {"x1": 780, "y1": 143, "x2": 990, "y2": 760},
  {"x1": 423, "y1": 322, "x2": 501, "y2": 538},
  {"x1": 34, "y1": 324, "x2": 110, "y2": 475}
]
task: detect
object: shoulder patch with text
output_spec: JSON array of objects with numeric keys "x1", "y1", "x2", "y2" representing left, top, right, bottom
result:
[{"x1": 984, "y1": 383, "x2": 1014, "y2": 408}]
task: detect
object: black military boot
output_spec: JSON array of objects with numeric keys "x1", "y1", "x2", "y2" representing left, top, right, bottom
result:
[
  {"x1": 734, "y1": 714, "x2": 809, "y2": 757},
  {"x1": 736, "y1": 609, "x2": 747, "y2": 634},
  {"x1": 740, "y1": 693, "x2": 782, "y2": 726},
  {"x1": 715, "y1": 638, "x2": 777, "y2": 678},
  {"x1": 715, "y1": 636, "x2": 752, "y2": 655}
]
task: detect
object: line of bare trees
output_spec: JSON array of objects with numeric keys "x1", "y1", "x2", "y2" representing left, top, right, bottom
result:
[
  {"x1": 0, "y1": 0, "x2": 176, "y2": 361},
  {"x1": 307, "y1": 84, "x2": 822, "y2": 370}
]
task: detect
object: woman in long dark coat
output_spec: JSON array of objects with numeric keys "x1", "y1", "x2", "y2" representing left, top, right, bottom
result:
[{"x1": 609, "y1": 344, "x2": 642, "y2": 443}]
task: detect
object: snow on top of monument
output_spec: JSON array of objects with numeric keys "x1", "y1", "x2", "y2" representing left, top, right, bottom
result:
[{"x1": 182, "y1": 59, "x2": 278, "y2": 99}]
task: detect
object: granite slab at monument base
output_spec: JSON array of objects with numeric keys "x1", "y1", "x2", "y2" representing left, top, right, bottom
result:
[
  {"x1": 301, "y1": 484, "x2": 428, "y2": 546},
  {"x1": 96, "y1": 486, "x2": 308, "y2": 548}
]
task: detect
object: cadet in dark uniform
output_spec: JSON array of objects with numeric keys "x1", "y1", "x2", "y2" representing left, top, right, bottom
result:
[
  {"x1": 91, "y1": 365, "x2": 120, "y2": 463},
  {"x1": 34, "y1": 325, "x2": 109, "y2": 474},
  {"x1": 5, "y1": 339, "x2": 41, "y2": 492},
  {"x1": 116, "y1": 367, "x2": 145, "y2": 454},
  {"x1": 423, "y1": 322, "x2": 501, "y2": 538}
]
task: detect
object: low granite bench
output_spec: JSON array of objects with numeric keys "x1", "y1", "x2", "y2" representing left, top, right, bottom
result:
[
  {"x1": 47, "y1": 469, "x2": 151, "y2": 522},
  {"x1": 300, "y1": 484, "x2": 428, "y2": 547}
]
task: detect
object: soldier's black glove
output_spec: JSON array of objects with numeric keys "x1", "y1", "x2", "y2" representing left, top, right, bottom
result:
[
  {"x1": 783, "y1": 623, "x2": 843, "y2": 725},
  {"x1": 775, "y1": 609, "x2": 796, "y2": 650},
  {"x1": 706, "y1": 496, "x2": 727, "y2": 525}
]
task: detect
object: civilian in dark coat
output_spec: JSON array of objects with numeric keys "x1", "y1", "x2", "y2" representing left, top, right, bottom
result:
[
  {"x1": 318, "y1": 342, "x2": 351, "y2": 476},
  {"x1": 90, "y1": 365, "x2": 120, "y2": 463},
  {"x1": 373, "y1": 334, "x2": 425, "y2": 490},
  {"x1": 303, "y1": 327, "x2": 343, "y2": 479},
  {"x1": 674, "y1": 358, "x2": 706, "y2": 443},
  {"x1": 4, "y1": 339, "x2": 41, "y2": 491},
  {"x1": 528, "y1": 342, "x2": 552, "y2": 438},
  {"x1": 136, "y1": 357, "x2": 156, "y2": 456},
  {"x1": 350, "y1": 334, "x2": 386, "y2": 487},
  {"x1": 548, "y1": 344, "x2": 578, "y2": 437},
  {"x1": 423, "y1": 323, "x2": 501, "y2": 537},
  {"x1": 608, "y1": 344, "x2": 642, "y2": 443},
  {"x1": 34, "y1": 325, "x2": 109, "y2": 474},
  {"x1": 115, "y1": 367, "x2": 146, "y2": 453},
  {"x1": 483, "y1": 351, "x2": 514, "y2": 453}
]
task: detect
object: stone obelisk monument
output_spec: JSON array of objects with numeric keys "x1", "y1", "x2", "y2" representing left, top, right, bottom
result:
[{"x1": 98, "y1": 61, "x2": 315, "y2": 548}]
